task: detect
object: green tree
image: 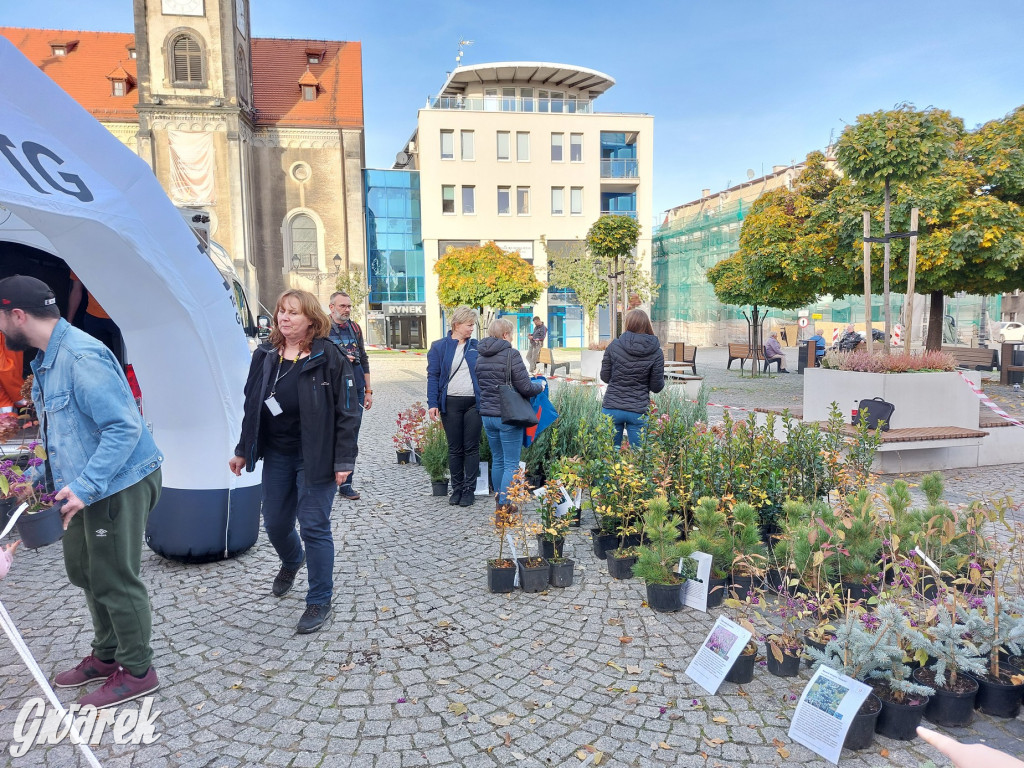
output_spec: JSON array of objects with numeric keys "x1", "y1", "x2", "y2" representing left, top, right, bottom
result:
[
  {"x1": 434, "y1": 241, "x2": 544, "y2": 325},
  {"x1": 836, "y1": 105, "x2": 961, "y2": 350},
  {"x1": 544, "y1": 240, "x2": 607, "y2": 346},
  {"x1": 586, "y1": 215, "x2": 642, "y2": 339},
  {"x1": 333, "y1": 267, "x2": 369, "y2": 321}
]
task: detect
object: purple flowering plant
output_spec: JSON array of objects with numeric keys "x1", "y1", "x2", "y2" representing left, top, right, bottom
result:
[{"x1": 0, "y1": 441, "x2": 56, "y2": 513}]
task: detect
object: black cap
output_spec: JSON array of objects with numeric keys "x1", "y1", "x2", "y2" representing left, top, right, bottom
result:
[{"x1": 0, "y1": 275, "x2": 57, "y2": 310}]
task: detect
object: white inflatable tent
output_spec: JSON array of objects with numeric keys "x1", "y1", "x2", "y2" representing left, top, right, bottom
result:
[{"x1": 0, "y1": 38, "x2": 260, "y2": 561}]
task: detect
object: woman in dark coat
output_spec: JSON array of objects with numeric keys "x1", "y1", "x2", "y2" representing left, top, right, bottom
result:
[
  {"x1": 600, "y1": 308, "x2": 665, "y2": 448},
  {"x1": 230, "y1": 289, "x2": 360, "y2": 634},
  {"x1": 426, "y1": 306, "x2": 481, "y2": 506},
  {"x1": 474, "y1": 318, "x2": 544, "y2": 504}
]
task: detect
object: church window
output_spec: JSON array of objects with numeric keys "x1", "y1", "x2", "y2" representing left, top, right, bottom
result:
[
  {"x1": 290, "y1": 214, "x2": 318, "y2": 269},
  {"x1": 112, "y1": 80, "x2": 126, "y2": 97},
  {"x1": 171, "y1": 34, "x2": 203, "y2": 83}
]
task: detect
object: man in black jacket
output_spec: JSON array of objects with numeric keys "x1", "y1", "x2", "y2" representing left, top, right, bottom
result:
[{"x1": 328, "y1": 291, "x2": 371, "y2": 500}]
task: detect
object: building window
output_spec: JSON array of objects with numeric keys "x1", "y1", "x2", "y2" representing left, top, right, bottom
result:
[
  {"x1": 442, "y1": 185, "x2": 455, "y2": 214},
  {"x1": 520, "y1": 87, "x2": 534, "y2": 112},
  {"x1": 550, "y1": 91, "x2": 565, "y2": 113},
  {"x1": 498, "y1": 186, "x2": 511, "y2": 216},
  {"x1": 516, "y1": 132, "x2": 530, "y2": 162},
  {"x1": 307, "y1": 54, "x2": 320, "y2": 64},
  {"x1": 497, "y1": 131, "x2": 510, "y2": 161},
  {"x1": 460, "y1": 130, "x2": 474, "y2": 161},
  {"x1": 502, "y1": 87, "x2": 517, "y2": 111},
  {"x1": 462, "y1": 186, "x2": 475, "y2": 214},
  {"x1": 112, "y1": 80, "x2": 126, "y2": 97},
  {"x1": 517, "y1": 187, "x2": 530, "y2": 216},
  {"x1": 570, "y1": 133, "x2": 583, "y2": 162},
  {"x1": 301, "y1": 85, "x2": 317, "y2": 101},
  {"x1": 440, "y1": 130, "x2": 454, "y2": 160},
  {"x1": 551, "y1": 187, "x2": 564, "y2": 216},
  {"x1": 551, "y1": 133, "x2": 564, "y2": 162},
  {"x1": 538, "y1": 89, "x2": 549, "y2": 113},
  {"x1": 290, "y1": 214, "x2": 318, "y2": 269},
  {"x1": 51, "y1": 45, "x2": 67, "y2": 56},
  {"x1": 171, "y1": 34, "x2": 203, "y2": 83},
  {"x1": 570, "y1": 187, "x2": 583, "y2": 215},
  {"x1": 128, "y1": 47, "x2": 137, "y2": 59}
]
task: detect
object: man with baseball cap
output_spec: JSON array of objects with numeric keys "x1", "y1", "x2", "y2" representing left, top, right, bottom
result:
[{"x1": 0, "y1": 275, "x2": 164, "y2": 707}]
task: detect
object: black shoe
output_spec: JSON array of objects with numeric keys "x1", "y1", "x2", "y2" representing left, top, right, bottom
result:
[
  {"x1": 337, "y1": 487, "x2": 360, "y2": 500},
  {"x1": 272, "y1": 555, "x2": 305, "y2": 597},
  {"x1": 296, "y1": 602, "x2": 332, "y2": 634},
  {"x1": 780, "y1": 369, "x2": 790, "y2": 373},
  {"x1": 459, "y1": 488, "x2": 476, "y2": 507},
  {"x1": 448, "y1": 488, "x2": 463, "y2": 505}
]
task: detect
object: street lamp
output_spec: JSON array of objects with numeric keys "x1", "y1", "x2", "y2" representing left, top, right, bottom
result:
[{"x1": 290, "y1": 253, "x2": 343, "y2": 299}]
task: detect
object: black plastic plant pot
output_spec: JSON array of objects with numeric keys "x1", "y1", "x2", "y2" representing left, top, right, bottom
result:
[
  {"x1": 875, "y1": 693, "x2": 928, "y2": 741},
  {"x1": 843, "y1": 694, "x2": 881, "y2": 751},
  {"x1": 396, "y1": 450, "x2": 411, "y2": 464},
  {"x1": 645, "y1": 582, "x2": 683, "y2": 613},
  {"x1": 0, "y1": 496, "x2": 18, "y2": 534},
  {"x1": 431, "y1": 480, "x2": 449, "y2": 496},
  {"x1": 517, "y1": 557, "x2": 549, "y2": 593},
  {"x1": 839, "y1": 581, "x2": 873, "y2": 602},
  {"x1": 729, "y1": 574, "x2": 755, "y2": 600},
  {"x1": 568, "y1": 507, "x2": 582, "y2": 528},
  {"x1": 607, "y1": 553, "x2": 637, "y2": 580},
  {"x1": 765, "y1": 639, "x2": 800, "y2": 677},
  {"x1": 16, "y1": 502, "x2": 66, "y2": 550},
  {"x1": 706, "y1": 576, "x2": 728, "y2": 609},
  {"x1": 487, "y1": 561, "x2": 516, "y2": 594},
  {"x1": 725, "y1": 647, "x2": 756, "y2": 684},
  {"x1": 914, "y1": 667, "x2": 978, "y2": 726},
  {"x1": 548, "y1": 559, "x2": 575, "y2": 588},
  {"x1": 591, "y1": 529, "x2": 618, "y2": 560},
  {"x1": 537, "y1": 535, "x2": 564, "y2": 560},
  {"x1": 803, "y1": 632, "x2": 833, "y2": 668},
  {"x1": 971, "y1": 665, "x2": 1024, "y2": 719}
]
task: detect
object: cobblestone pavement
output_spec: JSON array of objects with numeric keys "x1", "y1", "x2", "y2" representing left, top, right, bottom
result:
[{"x1": 0, "y1": 352, "x2": 1021, "y2": 767}]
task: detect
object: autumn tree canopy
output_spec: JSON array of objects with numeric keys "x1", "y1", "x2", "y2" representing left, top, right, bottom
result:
[{"x1": 434, "y1": 241, "x2": 544, "y2": 322}]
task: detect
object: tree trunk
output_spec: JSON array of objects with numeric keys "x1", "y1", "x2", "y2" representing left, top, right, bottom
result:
[
  {"x1": 882, "y1": 177, "x2": 892, "y2": 354},
  {"x1": 926, "y1": 290, "x2": 944, "y2": 351}
]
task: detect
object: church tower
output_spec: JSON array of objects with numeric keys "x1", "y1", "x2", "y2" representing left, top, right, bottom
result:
[{"x1": 132, "y1": 0, "x2": 258, "y2": 298}]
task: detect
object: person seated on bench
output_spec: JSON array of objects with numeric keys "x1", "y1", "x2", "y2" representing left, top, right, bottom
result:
[
  {"x1": 835, "y1": 323, "x2": 862, "y2": 352},
  {"x1": 809, "y1": 328, "x2": 826, "y2": 365},
  {"x1": 764, "y1": 332, "x2": 789, "y2": 372}
]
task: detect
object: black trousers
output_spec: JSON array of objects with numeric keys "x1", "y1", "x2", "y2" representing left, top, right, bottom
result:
[{"x1": 440, "y1": 395, "x2": 482, "y2": 490}]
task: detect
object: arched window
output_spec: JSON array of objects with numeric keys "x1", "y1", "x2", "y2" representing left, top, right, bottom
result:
[
  {"x1": 290, "y1": 214, "x2": 318, "y2": 269},
  {"x1": 171, "y1": 34, "x2": 203, "y2": 84}
]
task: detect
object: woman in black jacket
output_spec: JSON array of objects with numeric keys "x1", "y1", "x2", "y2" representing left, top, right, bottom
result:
[
  {"x1": 600, "y1": 309, "x2": 665, "y2": 448},
  {"x1": 475, "y1": 318, "x2": 544, "y2": 504},
  {"x1": 229, "y1": 289, "x2": 360, "y2": 634}
]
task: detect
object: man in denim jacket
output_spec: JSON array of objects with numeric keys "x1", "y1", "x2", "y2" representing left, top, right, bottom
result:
[{"x1": 0, "y1": 275, "x2": 164, "y2": 708}]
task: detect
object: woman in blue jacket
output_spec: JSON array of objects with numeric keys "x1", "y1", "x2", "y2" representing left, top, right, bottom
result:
[{"x1": 426, "y1": 307, "x2": 481, "y2": 506}]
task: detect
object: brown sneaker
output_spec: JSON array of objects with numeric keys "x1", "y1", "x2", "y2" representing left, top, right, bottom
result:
[
  {"x1": 54, "y1": 654, "x2": 119, "y2": 688},
  {"x1": 79, "y1": 666, "x2": 160, "y2": 708}
]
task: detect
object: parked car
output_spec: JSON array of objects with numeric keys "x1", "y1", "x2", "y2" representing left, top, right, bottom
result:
[{"x1": 996, "y1": 321, "x2": 1024, "y2": 344}]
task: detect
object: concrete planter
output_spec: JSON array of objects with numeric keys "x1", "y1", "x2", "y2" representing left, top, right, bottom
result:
[
  {"x1": 803, "y1": 368, "x2": 981, "y2": 429},
  {"x1": 580, "y1": 350, "x2": 605, "y2": 381}
]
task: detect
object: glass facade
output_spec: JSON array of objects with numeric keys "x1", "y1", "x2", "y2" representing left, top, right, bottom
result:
[{"x1": 364, "y1": 169, "x2": 425, "y2": 305}]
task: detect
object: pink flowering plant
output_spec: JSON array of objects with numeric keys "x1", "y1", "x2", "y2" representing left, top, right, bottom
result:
[
  {"x1": 820, "y1": 349, "x2": 956, "y2": 373},
  {"x1": 392, "y1": 402, "x2": 427, "y2": 453}
]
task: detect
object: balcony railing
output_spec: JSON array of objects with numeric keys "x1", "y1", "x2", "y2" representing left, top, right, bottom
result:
[
  {"x1": 600, "y1": 158, "x2": 639, "y2": 178},
  {"x1": 600, "y1": 210, "x2": 638, "y2": 219},
  {"x1": 428, "y1": 95, "x2": 594, "y2": 114}
]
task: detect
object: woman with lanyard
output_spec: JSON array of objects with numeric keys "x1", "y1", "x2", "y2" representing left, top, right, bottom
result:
[
  {"x1": 230, "y1": 290, "x2": 360, "y2": 634},
  {"x1": 426, "y1": 307, "x2": 481, "y2": 507}
]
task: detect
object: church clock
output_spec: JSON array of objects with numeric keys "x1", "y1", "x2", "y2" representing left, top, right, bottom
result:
[{"x1": 161, "y1": 0, "x2": 204, "y2": 16}]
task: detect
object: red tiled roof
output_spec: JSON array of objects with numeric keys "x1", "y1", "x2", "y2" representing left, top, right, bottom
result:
[
  {"x1": 0, "y1": 28, "x2": 138, "y2": 120},
  {"x1": 251, "y1": 38, "x2": 362, "y2": 128},
  {"x1": 0, "y1": 27, "x2": 363, "y2": 129},
  {"x1": 297, "y1": 69, "x2": 319, "y2": 87}
]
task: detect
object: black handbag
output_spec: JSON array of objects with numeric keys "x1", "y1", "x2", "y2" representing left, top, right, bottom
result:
[
  {"x1": 499, "y1": 349, "x2": 539, "y2": 427},
  {"x1": 852, "y1": 397, "x2": 895, "y2": 431}
]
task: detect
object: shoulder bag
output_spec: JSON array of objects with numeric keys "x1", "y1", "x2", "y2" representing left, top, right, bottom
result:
[{"x1": 499, "y1": 349, "x2": 539, "y2": 427}]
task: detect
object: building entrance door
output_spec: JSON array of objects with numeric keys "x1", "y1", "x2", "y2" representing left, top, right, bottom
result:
[{"x1": 387, "y1": 316, "x2": 425, "y2": 349}]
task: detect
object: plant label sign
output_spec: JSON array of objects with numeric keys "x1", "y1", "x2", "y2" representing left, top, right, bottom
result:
[
  {"x1": 531, "y1": 484, "x2": 573, "y2": 518},
  {"x1": 685, "y1": 615, "x2": 752, "y2": 695},
  {"x1": 679, "y1": 551, "x2": 713, "y2": 612},
  {"x1": 475, "y1": 462, "x2": 490, "y2": 496},
  {"x1": 504, "y1": 533, "x2": 521, "y2": 588},
  {"x1": 788, "y1": 665, "x2": 871, "y2": 764}
]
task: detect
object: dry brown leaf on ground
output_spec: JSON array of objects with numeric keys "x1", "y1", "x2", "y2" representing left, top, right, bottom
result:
[
  {"x1": 712, "y1": 716, "x2": 728, "y2": 723},
  {"x1": 503, "y1": 732, "x2": 511, "y2": 747},
  {"x1": 607, "y1": 661, "x2": 625, "y2": 672},
  {"x1": 448, "y1": 702, "x2": 467, "y2": 716},
  {"x1": 626, "y1": 665, "x2": 642, "y2": 674},
  {"x1": 879, "y1": 748, "x2": 889, "y2": 757},
  {"x1": 489, "y1": 713, "x2": 515, "y2": 726},
  {"x1": 703, "y1": 736, "x2": 725, "y2": 747},
  {"x1": 619, "y1": 635, "x2": 633, "y2": 644},
  {"x1": 338, "y1": 663, "x2": 355, "y2": 672},
  {"x1": 659, "y1": 741, "x2": 672, "y2": 750}
]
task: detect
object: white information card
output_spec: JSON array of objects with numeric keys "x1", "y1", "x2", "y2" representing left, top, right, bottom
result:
[
  {"x1": 684, "y1": 615, "x2": 753, "y2": 695},
  {"x1": 788, "y1": 665, "x2": 872, "y2": 764},
  {"x1": 679, "y1": 551, "x2": 713, "y2": 612}
]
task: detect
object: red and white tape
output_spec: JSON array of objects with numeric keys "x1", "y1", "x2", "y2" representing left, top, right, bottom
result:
[{"x1": 957, "y1": 370, "x2": 1024, "y2": 429}]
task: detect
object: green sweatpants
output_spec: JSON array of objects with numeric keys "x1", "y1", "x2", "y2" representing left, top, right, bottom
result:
[{"x1": 62, "y1": 469, "x2": 162, "y2": 675}]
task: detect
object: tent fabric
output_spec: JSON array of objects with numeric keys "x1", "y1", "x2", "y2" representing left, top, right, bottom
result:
[
  {"x1": 167, "y1": 130, "x2": 216, "y2": 206},
  {"x1": 0, "y1": 38, "x2": 259, "y2": 558}
]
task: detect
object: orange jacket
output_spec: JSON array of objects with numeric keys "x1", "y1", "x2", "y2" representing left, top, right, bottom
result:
[{"x1": 0, "y1": 334, "x2": 24, "y2": 410}]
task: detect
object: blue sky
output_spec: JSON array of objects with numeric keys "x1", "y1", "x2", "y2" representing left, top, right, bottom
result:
[{"x1": 6, "y1": 0, "x2": 1023, "y2": 225}]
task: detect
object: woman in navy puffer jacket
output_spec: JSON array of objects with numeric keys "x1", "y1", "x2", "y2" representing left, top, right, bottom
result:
[{"x1": 600, "y1": 309, "x2": 665, "y2": 448}]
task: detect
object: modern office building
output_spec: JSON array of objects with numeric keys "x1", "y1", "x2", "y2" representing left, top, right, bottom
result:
[{"x1": 391, "y1": 62, "x2": 654, "y2": 348}]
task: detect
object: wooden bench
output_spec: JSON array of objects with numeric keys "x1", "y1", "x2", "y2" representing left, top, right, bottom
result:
[
  {"x1": 537, "y1": 348, "x2": 570, "y2": 376},
  {"x1": 943, "y1": 346, "x2": 998, "y2": 371},
  {"x1": 726, "y1": 343, "x2": 762, "y2": 370},
  {"x1": 663, "y1": 342, "x2": 697, "y2": 375},
  {"x1": 836, "y1": 424, "x2": 988, "y2": 451},
  {"x1": 999, "y1": 342, "x2": 1024, "y2": 386}
]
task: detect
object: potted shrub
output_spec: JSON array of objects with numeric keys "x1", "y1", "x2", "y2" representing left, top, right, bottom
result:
[
  {"x1": 508, "y1": 468, "x2": 548, "y2": 593},
  {"x1": 728, "y1": 502, "x2": 766, "y2": 599},
  {"x1": 633, "y1": 496, "x2": 692, "y2": 613},
  {"x1": 908, "y1": 602, "x2": 983, "y2": 728},
  {"x1": 722, "y1": 592, "x2": 760, "y2": 685},
  {"x1": 535, "y1": 484, "x2": 567, "y2": 559},
  {"x1": 765, "y1": 594, "x2": 805, "y2": 678},
  {"x1": 603, "y1": 457, "x2": 649, "y2": 580},
  {"x1": 960, "y1": 591, "x2": 1024, "y2": 719},
  {"x1": 688, "y1": 497, "x2": 731, "y2": 608},
  {"x1": 834, "y1": 489, "x2": 883, "y2": 601},
  {"x1": 487, "y1": 503, "x2": 521, "y2": 594},
  {"x1": 420, "y1": 420, "x2": 450, "y2": 496},
  {"x1": 393, "y1": 402, "x2": 427, "y2": 464},
  {"x1": 1, "y1": 443, "x2": 64, "y2": 550}
]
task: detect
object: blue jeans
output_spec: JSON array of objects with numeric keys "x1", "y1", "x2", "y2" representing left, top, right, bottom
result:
[
  {"x1": 602, "y1": 408, "x2": 646, "y2": 448},
  {"x1": 261, "y1": 450, "x2": 337, "y2": 605},
  {"x1": 339, "y1": 386, "x2": 365, "y2": 493},
  {"x1": 481, "y1": 416, "x2": 525, "y2": 504}
]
